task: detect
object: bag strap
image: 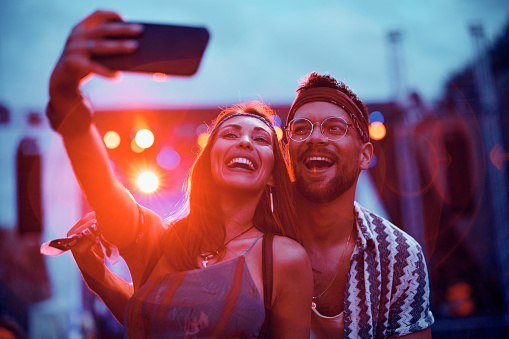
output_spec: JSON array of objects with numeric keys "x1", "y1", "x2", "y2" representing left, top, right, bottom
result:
[{"x1": 259, "y1": 233, "x2": 274, "y2": 338}]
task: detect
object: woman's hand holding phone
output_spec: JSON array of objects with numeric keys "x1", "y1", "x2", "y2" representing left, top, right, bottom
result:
[{"x1": 49, "y1": 10, "x2": 142, "y2": 111}]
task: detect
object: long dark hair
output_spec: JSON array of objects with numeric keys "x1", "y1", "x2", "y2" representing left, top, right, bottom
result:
[{"x1": 164, "y1": 101, "x2": 299, "y2": 271}]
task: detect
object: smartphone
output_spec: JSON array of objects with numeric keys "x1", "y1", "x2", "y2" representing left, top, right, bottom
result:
[{"x1": 92, "y1": 22, "x2": 210, "y2": 76}]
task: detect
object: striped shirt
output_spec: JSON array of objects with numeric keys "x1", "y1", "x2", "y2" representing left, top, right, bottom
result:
[{"x1": 342, "y1": 202, "x2": 434, "y2": 338}]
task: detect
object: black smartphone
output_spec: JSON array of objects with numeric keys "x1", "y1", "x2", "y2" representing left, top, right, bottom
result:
[{"x1": 92, "y1": 23, "x2": 210, "y2": 76}]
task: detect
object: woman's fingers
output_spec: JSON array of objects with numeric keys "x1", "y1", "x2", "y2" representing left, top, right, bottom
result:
[
  {"x1": 87, "y1": 21, "x2": 144, "y2": 39},
  {"x1": 63, "y1": 24, "x2": 141, "y2": 77},
  {"x1": 72, "y1": 237, "x2": 105, "y2": 261},
  {"x1": 67, "y1": 212, "x2": 96, "y2": 237},
  {"x1": 54, "y1": 10, "x2": 143, "y2": 83},
  {"x1": 78, "y1": 9, "x2": 124, "y2": 30},
  {"x1": 64, "y1": 51, "x2": 119, "y2": 78},
  {"x1": 87, "y1": 37, "x2": 140, "y2": 56}
]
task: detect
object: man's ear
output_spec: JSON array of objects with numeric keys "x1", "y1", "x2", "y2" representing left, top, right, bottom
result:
[{"x1": 359, "y1": 142, "x2": 374, "y2": 170}]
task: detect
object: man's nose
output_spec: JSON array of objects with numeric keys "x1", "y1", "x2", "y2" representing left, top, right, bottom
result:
[{"x1": 307, "y1": 122, "x2": 328, "y2": 144}]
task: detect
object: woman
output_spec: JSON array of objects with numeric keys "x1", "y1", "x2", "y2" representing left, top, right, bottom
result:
[{"x1": 47, "y1": 9, "x2": 312, "y2": 338}]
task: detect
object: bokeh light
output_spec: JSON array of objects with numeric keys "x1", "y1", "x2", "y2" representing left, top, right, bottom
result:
[
  {"x1": 368, "y1": 153, "x2": 378, "y2": 168},
  {"x1": 275, "y1": 126, "x2": 283, "y2": 141},
  {"x1": 138, "y1": 171, "x2": 159, "y2": 193},
  {"x1": 156, "y1": 149, "x2": 181, "y2": 170},
  {"x1": 270, "y1": 115, "x2": 282, "y2": 127},
  {"x1": 369, "y1": 111, "x2": 385, "y2": 124},
  {"x1": 196, "y1": 123, "x2": 209, "y2": 136},
  {"x1": 104, "y1": 131, "x2": 121, "y2": 149},
  {"x1": 369, "y1": 122, "x2": 386, "y2": 140},
  {"x1": 131, "y1": 139, "x2": 144, "y2": 153},
  {"x1": 490, "y1": 143, "x2": 508, "y2": 170},
  {"x1": 198, "y1": 132, "x2": 210, "y2": 149},
  {"x1": 135, "y1": 129, "x2": 155, "y2": 149}
]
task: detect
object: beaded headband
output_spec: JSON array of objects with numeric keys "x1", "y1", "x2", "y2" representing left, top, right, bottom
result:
[
  {"x1": 212, "y1": 112, "x2": 276, "y2": 134},
  {"x1": 287, "y1": 87, "x2": 370, "y2": 143}
]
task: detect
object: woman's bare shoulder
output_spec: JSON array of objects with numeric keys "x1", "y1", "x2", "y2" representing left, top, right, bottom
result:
[{"x1": 271, "y1": 235, "x2": 310, "y2": 271}]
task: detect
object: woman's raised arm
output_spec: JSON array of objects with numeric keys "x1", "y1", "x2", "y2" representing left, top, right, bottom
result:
[{"x1": 47, "y1": 10, "x2": 145, "y2": 248}]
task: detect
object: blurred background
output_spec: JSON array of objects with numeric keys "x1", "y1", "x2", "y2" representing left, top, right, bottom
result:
[{"x1": 1, "y1": 0, "x2": 509, "y2": 338}]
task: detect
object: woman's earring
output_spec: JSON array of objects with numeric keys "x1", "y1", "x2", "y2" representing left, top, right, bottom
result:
[{"x1": 269, "y1": 186, "x2": 274, "y2": 213}]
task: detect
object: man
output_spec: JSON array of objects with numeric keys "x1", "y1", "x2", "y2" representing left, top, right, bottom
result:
[
  {"x1": 67, "y1": 72, "x2": 434, "y2": 338},
  {"x1": 285, "y1": 72, "x2": 433, "y2": 338}
]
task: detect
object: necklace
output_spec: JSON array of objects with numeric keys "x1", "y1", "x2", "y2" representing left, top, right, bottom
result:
[
  {"x1": 200, "y1": 225, "x2": 255, "y2": 268},
  {"x1": 311, "y1": 223, "x2": 355, "y2": 310}
]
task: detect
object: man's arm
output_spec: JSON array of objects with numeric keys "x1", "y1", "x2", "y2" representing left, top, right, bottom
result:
[{"x1": 68, "y1": 212, "x2": 133, "y2": 324}]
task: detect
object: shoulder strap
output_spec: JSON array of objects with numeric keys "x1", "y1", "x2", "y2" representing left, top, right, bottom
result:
[
  {"x1": 259, "y1": 233, "x2": 274, "y2": 338},
  {"x1": 241, "y1": 234, "x2": 264, "y2": 256}
]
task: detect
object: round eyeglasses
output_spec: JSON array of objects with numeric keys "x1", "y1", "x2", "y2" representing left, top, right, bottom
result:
[{"x1": 286, "y1": 117, "x2": 353, "y2": 142}]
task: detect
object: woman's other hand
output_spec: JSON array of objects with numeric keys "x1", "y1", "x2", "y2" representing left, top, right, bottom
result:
[{"x1": 67, "y1": 211, "x2": 107, "y2": 284}]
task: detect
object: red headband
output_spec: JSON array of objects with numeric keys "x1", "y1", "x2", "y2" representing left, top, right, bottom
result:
[{"x1": 287, "y1": 87, "x2": 370, "y2": 143}]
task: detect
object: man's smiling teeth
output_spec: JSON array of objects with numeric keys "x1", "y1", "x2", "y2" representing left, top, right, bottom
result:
[
  {"x1": 305, "y1": 156, "x2": 334, "y2": 165},
  {"x1": 304, "y1": 156, "x2": 335, "y2": 170},
  {"x1": 227, "y1": 157, "x2": 255, "y2": 170}
]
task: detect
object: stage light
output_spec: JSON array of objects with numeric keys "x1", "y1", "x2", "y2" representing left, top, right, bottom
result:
[
  {"x1": 104, "y1": 131, "x2": 121, "y2": 149},
  {"x1": 369, "y1": 122, "x2": 386, "y2": 140},
  {"x1": 135, "y1": 129, "x2": 155, "y2": 149},
  {"x1": 138, "y1": 171, "x2": 158, "y2": 193},
  {"x1": 198, "y1": 132, "x2": 210, "y2": 149}
]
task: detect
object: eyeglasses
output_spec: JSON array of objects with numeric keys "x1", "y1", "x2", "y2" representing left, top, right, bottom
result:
[{"x1": 286, "y1": 117, "x2": 353, "y2": 142}]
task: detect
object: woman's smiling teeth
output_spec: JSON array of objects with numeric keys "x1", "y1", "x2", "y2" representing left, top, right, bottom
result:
[
  {"x1": 227, "y1": 157, "x2": 256, "y2": 171},
  {"x1": 304, "y1": 156, "x2": 334, "y2": 170}
]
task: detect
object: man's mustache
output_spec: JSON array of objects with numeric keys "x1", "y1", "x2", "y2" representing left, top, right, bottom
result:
[{"x1": 297, "y1": 147, "x2": 338, "y2": 164}]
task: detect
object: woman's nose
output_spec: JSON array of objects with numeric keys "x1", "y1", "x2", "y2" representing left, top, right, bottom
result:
[{"x1": 237, "y1": 135, "x2": 253, "y2": 150}]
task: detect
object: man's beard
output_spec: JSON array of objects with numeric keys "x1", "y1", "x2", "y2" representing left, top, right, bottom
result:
[{"x1": 292, "y1": 157, "x2": 358, "y2": 204}]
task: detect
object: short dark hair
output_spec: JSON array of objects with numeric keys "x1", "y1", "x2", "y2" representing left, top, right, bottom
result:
[{"x1": 296, "y1": 72, "x2": 369, "y2": 122}]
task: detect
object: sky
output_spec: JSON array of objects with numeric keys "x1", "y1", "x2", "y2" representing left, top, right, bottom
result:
[{"x1": 1, "y1": 0, "x2": 508, "y2": 115}]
